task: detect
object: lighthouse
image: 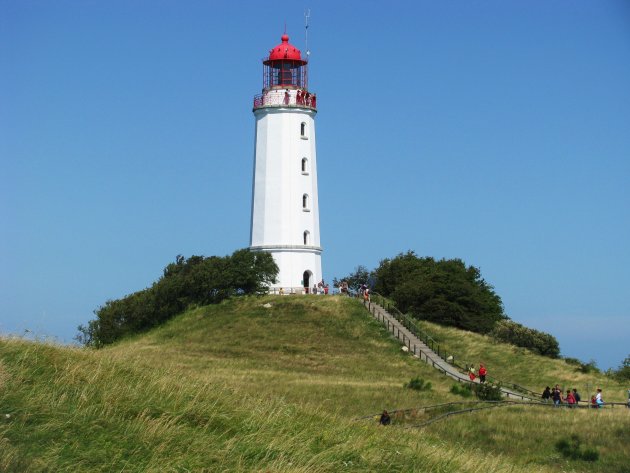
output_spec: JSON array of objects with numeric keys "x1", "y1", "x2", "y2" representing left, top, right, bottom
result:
[{"x1": 249, "y1": 33, "x2": 322, "y2": 293}]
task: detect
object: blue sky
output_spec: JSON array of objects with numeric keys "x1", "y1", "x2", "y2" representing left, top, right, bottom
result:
[{"x1": 1, "y1": 1, "x2": 629, "y2": 370}]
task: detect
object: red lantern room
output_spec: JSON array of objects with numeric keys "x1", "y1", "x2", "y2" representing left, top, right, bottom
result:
[
  {"x1": 253, "y1": 33, "x2": 316, "y2": 110},
  {"x1": 263, "y1": 34, "x2": 308, "y2": 89}
]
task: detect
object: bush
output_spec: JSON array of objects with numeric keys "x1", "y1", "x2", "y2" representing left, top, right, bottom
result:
[
  {"x1": 555, "y1": 435, "x2": 599, "y2": 462},
  {"x1": 77, "y1": 249, "x2": 278, "y2": 347},
  {"x1": 450, "y1": 383, "x2": 473, "y2": 398},
  {"x1": 564, "y1": 357, "x2": 600, "y2": 374},
  {"x1": 473, "y1": 383, "x2": 503, "y2": 401},
  {"x1": 609, "y1": 354, "x2": 630, "y2": 382},
  {"x1": 404, "y1": 377, "x2": 432, "y2": 391},
  {"x1": 491, "y1": 320, "x2": 560, "y2": 358}
]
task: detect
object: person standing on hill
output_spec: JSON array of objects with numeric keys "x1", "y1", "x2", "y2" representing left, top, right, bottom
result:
[
  {"x1": 565, "y1": 390, "x2": 576, "y2": 408},
  {"x1": 468, "y1": 366, "x2": 476, "y2": 381},
  {"x1": 572, "y1": 388, "x2": 581, "y2": 406},
  {"x1": 478, "y1": 364, "x2": 487, "y2": 383},
  {"x1": 542, "y1": 386, "x2": 551, "y2": 402}
]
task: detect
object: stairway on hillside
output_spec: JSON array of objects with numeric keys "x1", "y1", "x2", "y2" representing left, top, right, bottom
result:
[{"x1": 362, "y1": 300, "x2": 538, "y2": 401}]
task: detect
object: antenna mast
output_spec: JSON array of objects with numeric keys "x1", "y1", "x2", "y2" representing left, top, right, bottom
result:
[{"x1": 304, "y1": 9, "x2": 311, "y2": 58}]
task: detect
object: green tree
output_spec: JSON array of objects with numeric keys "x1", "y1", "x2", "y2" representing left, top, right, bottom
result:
[
  {"x1": 78, "y1": 249, "x2": 278, "y2": 347},
  {"x1": 373, "y1": 251, "x2": 507, "y2": 334}
]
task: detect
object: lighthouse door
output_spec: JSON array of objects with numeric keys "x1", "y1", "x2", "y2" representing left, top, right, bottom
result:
[{"x1": 303, "y1": 270, "x2": 311, "y2": 291}]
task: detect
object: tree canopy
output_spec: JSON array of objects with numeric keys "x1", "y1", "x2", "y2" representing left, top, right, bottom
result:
[
  {"x1": 373, "y1": 251, "x2": 507, "y2": 334},
  {"x1": 78, "y1": 249, "x2": 278, "y2": 347}
]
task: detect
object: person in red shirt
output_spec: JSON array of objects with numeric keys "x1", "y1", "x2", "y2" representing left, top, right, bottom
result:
[{"x1": 478, "y1": 364, "x2": 487, "y2": 383}]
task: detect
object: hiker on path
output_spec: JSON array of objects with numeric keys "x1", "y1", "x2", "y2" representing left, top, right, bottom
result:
[
  {"x1": 468, "y1": 366, "x2": 476, "y2": 381},
  {"x1": 572, "y1": 388, "x2": 581, "y2": 406},
  {"x1": 478, "y1": 364, "x2": 487, "y2": 383},
  {"x1": 552, "y1": 385, "x2": 562, "y2": 406},
  {"x1": 542, "y1": 386, "x2": 551, "y2": 403},
  {"x1": 565, "y1": 390, "x2": 576, "y2": 408}
]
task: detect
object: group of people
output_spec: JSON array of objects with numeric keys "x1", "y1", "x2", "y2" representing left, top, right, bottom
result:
[
  {"x1": 541, "y1": 385, "x2": 604, "y2": 408},
  {"x1": 310, "y1": 280, "x2": 329, "y2": 295},
  {"x1": 295, "y1": 89, "x2": 316, "y2": 107},
  {"x1": 468, "y1": 363, "x2": 487, "y2": 383},
  {"x1": 282, "y1": 89, "x2": 317, "y2": 108}
]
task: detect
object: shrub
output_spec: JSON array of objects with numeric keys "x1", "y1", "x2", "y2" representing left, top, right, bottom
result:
[
  {"x1": 555, "y1": 435, "x2": 599, "y2": 462},
  {"x1": 77, "y1": 249, "x2": 278, "y2": 347},
  {"x1": 491, "y1": 320, "x2": 560, "y2": 358},
  {"x1": 609, "y1": 354, "x2": 630, "y2": 382},
  {"x1": 564, "y1": 357, "x2": 600, "y2": 374},
  {"x1": 404, "y1": 377, "x2": 432, "y2": 391},
  {"x1": 473, "y1": 383, "x2": 503, "y2": 401},
  {"x1": 450, "y1": 383, "x2": 473, "y2": 398}
]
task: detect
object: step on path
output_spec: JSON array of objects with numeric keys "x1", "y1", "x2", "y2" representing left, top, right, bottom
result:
[{"x1": 362, "y1": 300, "x2": 537, "y2": 401}]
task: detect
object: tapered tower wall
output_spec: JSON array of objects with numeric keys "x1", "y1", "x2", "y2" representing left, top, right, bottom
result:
[{"x1": 249, "y1": 34, "x2": 323, "y2": 292}]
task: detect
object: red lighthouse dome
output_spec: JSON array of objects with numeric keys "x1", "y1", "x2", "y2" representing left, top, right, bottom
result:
[{"x1": 267, "y1": 34, "x2": 303, "y2": 61}]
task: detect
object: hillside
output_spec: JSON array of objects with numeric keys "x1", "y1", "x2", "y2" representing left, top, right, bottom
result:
[{"x1": 1, "y1": 296, "x2": 628, "y2": 472}]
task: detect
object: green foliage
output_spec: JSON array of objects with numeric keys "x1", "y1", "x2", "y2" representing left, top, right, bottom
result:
[
  {"x1": 373, "y1": 251, "x2": 507, "y2": 334},
  {"x1": 473, "y1": 383, "x2": 503, "y2": 401},
  {"x1": 404, "y1": 376, "x2": 432, "y2": 391},
  {"x1": 491, "y1": 320, "x2": 560, "y2": 358},
  {"x1": 565, "y1": 357, "x2": 600, "y2": 375},
  {"x1": 608, "y1": 354, "x2": 630, "y2": 382},
  {"x1": 555, "y1": 435, "x2": 599, "y2": 462},
  {"x1": 450, "y1": 383, "x2": 473, "y2": 398},
  {"x1": 77, "y1": 249, "x2": 278, "y2": 347}
]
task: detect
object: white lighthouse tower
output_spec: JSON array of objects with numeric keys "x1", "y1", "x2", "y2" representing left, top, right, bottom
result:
[{"x1": 249, "y1": 32, "x2": 322, "y2": 293}]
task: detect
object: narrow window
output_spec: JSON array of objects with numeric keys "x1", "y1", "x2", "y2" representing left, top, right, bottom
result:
[
  {"x1": 301, "y1": 157, "x2": 308, "y2": 173},
  {"x1": 302, "y1": 193, "x2": 309, "y2": 210},
  {"x1": 300, "y1": 122, "x2": 306, "y2": 137},
  {"x1": 303, "y1": 231, "x2": 310, "y2": 245}
]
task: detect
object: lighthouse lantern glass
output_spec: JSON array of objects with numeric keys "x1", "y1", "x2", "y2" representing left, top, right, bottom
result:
[{"x1": 264, "y1": 60, "x2": 308, "y2": 90}]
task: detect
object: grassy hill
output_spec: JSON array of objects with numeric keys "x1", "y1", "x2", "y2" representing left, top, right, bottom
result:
[{"x1": 1, "y1": 296, "x2": 628, "y2": 472}]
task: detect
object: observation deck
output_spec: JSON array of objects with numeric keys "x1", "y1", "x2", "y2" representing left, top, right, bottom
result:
[{"x1": 253, "y1": 88, "x2": 317, "y2": 111}]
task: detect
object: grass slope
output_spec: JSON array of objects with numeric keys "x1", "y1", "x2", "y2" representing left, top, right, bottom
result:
[
  {"x1": 416, "y1": 320, "x2": 627, "y2": 402},
  {"x1": 1, "y1": 296, "x2": 628, "y2": 472}
]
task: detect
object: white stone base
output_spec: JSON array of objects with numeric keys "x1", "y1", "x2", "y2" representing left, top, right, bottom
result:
[{"x1": 251, "y1": 246, "x2": 322, "y2": 291}]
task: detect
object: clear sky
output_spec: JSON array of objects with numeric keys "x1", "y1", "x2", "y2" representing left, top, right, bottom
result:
[{"x1": 1, "y1": 1, "x2": 629, "y2": 370}]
